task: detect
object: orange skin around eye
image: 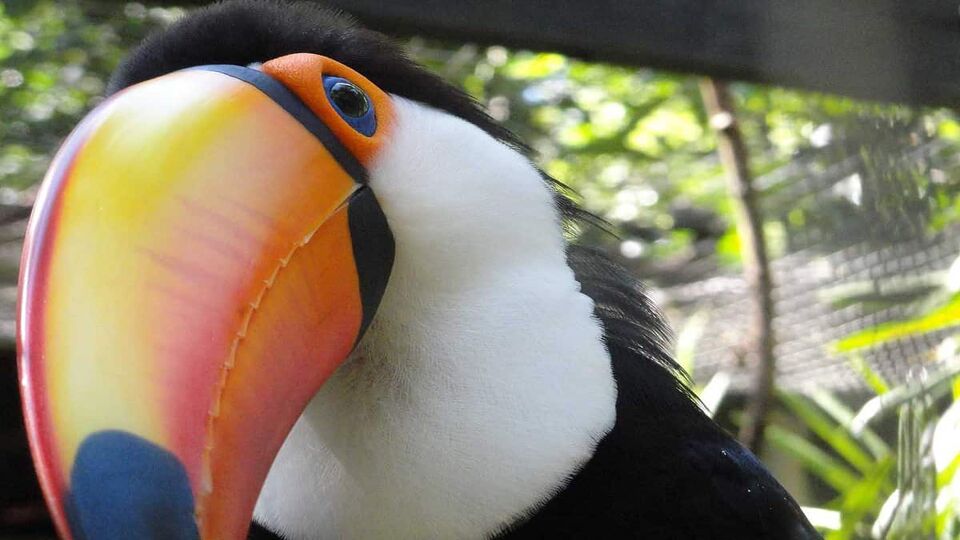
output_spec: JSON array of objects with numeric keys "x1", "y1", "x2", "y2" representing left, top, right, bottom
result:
[{"x1": 263, "y1": 54, "x2": 394, "y2": 166}]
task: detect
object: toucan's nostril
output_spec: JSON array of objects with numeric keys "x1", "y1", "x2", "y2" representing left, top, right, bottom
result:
[{"x1": 67, "y1": 431, "x2": 198, "y2": 540}]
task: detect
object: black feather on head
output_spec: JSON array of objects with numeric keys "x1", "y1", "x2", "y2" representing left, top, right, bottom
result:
[{"x1": 108, "y1": 0, "x2": 521, "y2": 149}]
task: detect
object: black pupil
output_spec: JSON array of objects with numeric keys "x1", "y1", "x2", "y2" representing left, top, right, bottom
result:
[{"x1": 330, "y1": 82, "x2": 369, "y2": 118}]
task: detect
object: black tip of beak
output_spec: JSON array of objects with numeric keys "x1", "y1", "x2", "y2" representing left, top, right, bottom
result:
[{"x1": 66, "y1": 431, "x2": 198, "y2": 540}]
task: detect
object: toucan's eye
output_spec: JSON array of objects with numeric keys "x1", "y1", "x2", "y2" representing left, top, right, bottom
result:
[
  {"x1": 323, "y1": 76, "x2": 376, "y2": 136},
  {"x1": 329, "y1": 81, "x2": 368, "y2": 117}
]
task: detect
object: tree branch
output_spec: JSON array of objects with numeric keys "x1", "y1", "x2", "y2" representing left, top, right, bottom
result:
[{"x1": 699, "y1": 79, "x2": 776, "y2": 453}]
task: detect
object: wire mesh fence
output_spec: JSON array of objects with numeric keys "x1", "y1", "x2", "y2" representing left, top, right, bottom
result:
[{"x1": 659, "y1": 137, "x2": 960, "y2": 394}]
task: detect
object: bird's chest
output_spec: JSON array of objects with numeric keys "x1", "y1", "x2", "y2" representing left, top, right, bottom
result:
[{"x1": 257, "y1": 282, "x2": 616, "y2": 539}]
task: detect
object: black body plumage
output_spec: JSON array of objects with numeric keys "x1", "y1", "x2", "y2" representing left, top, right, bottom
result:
[
  {"x1": 498, "y1": 248, "x2": 818, "y2": 539},
  {"x1": 112, "y1": 2, "x2": 820, "y2": 538}
]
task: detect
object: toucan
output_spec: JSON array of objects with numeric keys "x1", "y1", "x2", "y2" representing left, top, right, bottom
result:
[{"x1": 17, "y1": 1, "x2": 821, "y2": 538}]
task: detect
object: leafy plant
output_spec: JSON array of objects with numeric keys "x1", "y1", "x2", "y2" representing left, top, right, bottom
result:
[
  {"x1": 769, "y1": 359, "x2": 959, "y2": 539},
  {"x1": 768, "y1": 256, "x2": 960, "y2": 539}
]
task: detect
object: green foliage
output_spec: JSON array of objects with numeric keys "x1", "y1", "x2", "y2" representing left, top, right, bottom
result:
[
  {"x1": 771, "y1": 269, "x2": 960, "y2": 539},
  {"x1": 411, "y1": 42, "x2": 960, "y2": 265},
  {"x1": 0, "y1": 1, "x2": 181, "y2": 189},
  {"x1": 771, "y1": 371, "x2": 959, "y2": 539}
]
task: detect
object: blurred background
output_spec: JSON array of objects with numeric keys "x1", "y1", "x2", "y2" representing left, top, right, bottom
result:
[{"x1": 1, "y1": 1, "x2": 959, "y2": 538}]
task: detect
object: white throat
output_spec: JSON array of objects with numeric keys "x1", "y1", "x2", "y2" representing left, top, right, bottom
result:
[{"x1": 254, "y1": 98, "x2": 616, "y2": 539}]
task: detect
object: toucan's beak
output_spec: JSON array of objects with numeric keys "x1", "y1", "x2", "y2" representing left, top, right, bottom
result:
[{"x1": 18, "y1": 55, "x2": 394, "y2": 540}]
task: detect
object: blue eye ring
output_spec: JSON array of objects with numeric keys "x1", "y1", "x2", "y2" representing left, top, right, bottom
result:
[{"x1": 323, "y1": 76, "x2": 377, "y2": 137}]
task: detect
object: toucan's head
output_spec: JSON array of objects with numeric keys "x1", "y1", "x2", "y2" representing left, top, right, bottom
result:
[{"x1": 19, "y1": 2, "x2": 615, "y2": 539}]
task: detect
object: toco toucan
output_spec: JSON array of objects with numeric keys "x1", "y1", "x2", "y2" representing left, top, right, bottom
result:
[{"x1": 18, "y1": 1, "x2": 821, "y2": 538}]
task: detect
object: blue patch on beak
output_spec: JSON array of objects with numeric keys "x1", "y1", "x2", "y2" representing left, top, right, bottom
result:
[{"x1": 66, "y1": 431, "x2": 199, "y2": 540}]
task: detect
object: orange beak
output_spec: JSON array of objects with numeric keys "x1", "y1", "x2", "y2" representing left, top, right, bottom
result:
[{"x1": 18, "y1": 55, "x2": 394, "y2": 539}]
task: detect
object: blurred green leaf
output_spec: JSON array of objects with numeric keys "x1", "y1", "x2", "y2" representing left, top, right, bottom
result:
[
  {"x1": 832, "y1": 457, "x2": 895, "y2": 540},
  {"x1": 809, "y1": 389, "x2": 890, "y2": 459},
  {"x1": 766, "y1": 423, "x2": 860, "y2": 492},
  {"x1": 779, "y1": 391, "x2": 876, "y2": 474},
  {"x1": 715, "y1": 227, "x2": 742, "y2": 267},
  {"x1": 675, "y1": 309, "x2": 708, "y2": 377},
  {"x1": 834, "y1": 295, "x2": 960, "y2": 353},
  {"x1": 848, "y1": 355, "x2": 892, "y2": 396}
]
